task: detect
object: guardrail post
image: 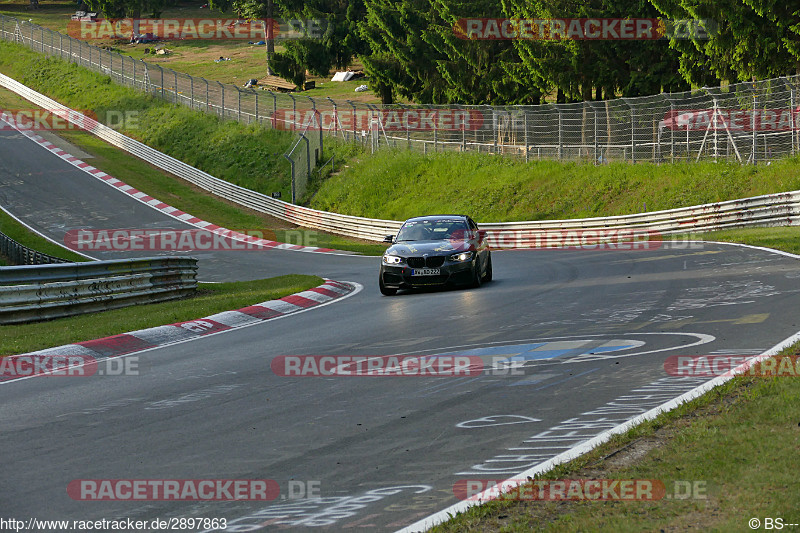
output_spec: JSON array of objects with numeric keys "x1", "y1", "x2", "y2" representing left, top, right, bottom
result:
[
  {"x1": 254, "y1": 90, "x2": 258, "y2": 123},
  {"x1": 190, "y1": 75, "x2": 194, "y2": 109}
]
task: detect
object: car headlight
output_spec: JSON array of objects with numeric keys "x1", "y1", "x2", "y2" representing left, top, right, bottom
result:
[
  {"x1": 449, "y1": 251, "x2": 473, "y2": 262},
  {"x1": 383, "y1": 254, "x2": 403, "y2": 265}
]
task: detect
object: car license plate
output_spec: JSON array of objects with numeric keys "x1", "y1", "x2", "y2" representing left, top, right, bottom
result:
[{"x1": 411, "y1": 268, "x2": 440, "y2": 276}]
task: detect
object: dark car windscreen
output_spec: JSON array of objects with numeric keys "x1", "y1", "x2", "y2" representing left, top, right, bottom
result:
[{"x1": 396, "y1": 220, "x2": 470, "y2": 242}]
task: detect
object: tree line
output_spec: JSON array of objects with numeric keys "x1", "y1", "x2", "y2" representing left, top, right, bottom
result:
[{"x1": 82, "y1": 0, "x2": 800, "y2": 105}]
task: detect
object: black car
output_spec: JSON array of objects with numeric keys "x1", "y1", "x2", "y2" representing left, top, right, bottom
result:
[{"x1": 379, "y1": 215, "x2": 492, "y2": 295}]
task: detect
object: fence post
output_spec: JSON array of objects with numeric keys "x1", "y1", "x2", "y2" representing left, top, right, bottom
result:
[
  {"x1": 310, "y1": 97, "x2": 322, "y2": 160},
  {"x1": 284, "y1": 154, "x2": 295, "y2": 203},
  {"x1": 288, "y1": 94, "x2": 296, "y2": 131},
  {"x1": 493, "y1": 110, "x2": 498, "y2": 154},
  {"x1": 630, "y1": 102, "x2": 636, "y2": 163},
  {"x1": 524, "y1": 110, "x2": 529, "y2": 162},
  {"x1": 668, "y1": 99, "x2": 675, "y2": 163},
  {"x1": 791, "y1": 88, "x2": 796, "y2": 156},
  {"x1": 593, "y1": 107, "x2": 598, "y2": 164},
  {"x1": 752, "y1": 95, "x2": 758, "y2": 165},
  {"x1": 557, "y1": 107, "x2": 563, "y2": 160},
  {"x1": 326, "y1": 97, "x2": 337, "y2": 137},
  {"x1": 432, "y1": 106, "x2": 438, "y2": 152},
  {"x1": 463, "y1": 107, "x2": 468, "y2": 153},
  {"x1": 236, "y1": 86, "x2": 241, "y2": 121},
  {"x1": 159, "y1": 65, "x2": 164, "y2": 100},
  {"x1": 255, "y1": 90, "x2": 258, "y2": 123},
  {"x1": 190, "y1": 75, "x2": 194, "y2": 109},
  {"x1": 712, "y1": 95, "x2": 719, "y2": 161},
  {"x1": 218, "y1": 81, "x2": 225, "y2": 118},
  {"x1": 348, "y1": 100, "x2": 356, "y2": 141}
]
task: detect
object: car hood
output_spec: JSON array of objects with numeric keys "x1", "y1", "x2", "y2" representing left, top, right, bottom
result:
[{"x1": 387, "y1": 240, "x2": 472, "y2": 256}]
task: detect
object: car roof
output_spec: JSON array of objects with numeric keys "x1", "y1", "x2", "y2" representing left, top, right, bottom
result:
[{"x1": 403, "y1": 215, "x2": 469, "y2": 222}]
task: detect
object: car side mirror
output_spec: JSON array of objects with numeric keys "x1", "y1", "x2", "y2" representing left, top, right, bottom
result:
[{"x1": 383, "y1": 235, "x2": 395, "y2": 243}]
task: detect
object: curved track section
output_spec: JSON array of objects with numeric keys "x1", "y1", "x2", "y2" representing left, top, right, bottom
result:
[{"x1": 2, "y1": 125, "x2": 800, "y2": 531}]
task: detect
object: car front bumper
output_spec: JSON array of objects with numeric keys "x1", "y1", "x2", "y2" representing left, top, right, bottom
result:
[{"x1": 380, "y1": 260, "x2": 475, "y2": 289}]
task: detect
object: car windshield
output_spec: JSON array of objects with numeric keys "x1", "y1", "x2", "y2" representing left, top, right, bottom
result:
[{"x1": 396, "y1": 220, "x2": 470, "y2": 242}]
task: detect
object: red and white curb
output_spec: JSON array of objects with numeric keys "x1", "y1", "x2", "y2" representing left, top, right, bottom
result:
[
  {"x1": 7, "y1": 279, "x2": 359, "y2": 368},
  {"x1": 0, "y1": 111, "x2": 351, "y2": 255}
]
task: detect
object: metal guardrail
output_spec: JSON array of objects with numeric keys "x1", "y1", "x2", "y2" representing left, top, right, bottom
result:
[
  {"x1": 1, "y1": 75, "x2": 798, "y2": 245},
  {"x1": 0, "y1": 228, "x2": 70, "y2": 265},
  {"x1": 0, "y1": 256, "x2": 198, "y2": 324}
]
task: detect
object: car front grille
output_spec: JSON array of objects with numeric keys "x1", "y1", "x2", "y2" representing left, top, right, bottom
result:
[
  {"x1": 426, "y1": 256, "x2": 445, "y2": 268},
  {"x1": 407, "y1": 256, "x2": 445, "y2": 268}
]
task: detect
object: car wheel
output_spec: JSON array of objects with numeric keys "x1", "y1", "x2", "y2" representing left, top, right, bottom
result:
[
  {"x1": 379, "y1": 275, "x2": 397, "y2": 296},
  {"x1": 482, "y1": 253, "x2": 493, "y2": 282},
  {"x1": 471, "y1": 258, "x2": 482, "y2": 288}
]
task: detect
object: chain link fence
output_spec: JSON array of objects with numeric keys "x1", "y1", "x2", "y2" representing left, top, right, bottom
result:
[
  {"x1": 283, "y1": 111, "x2": 323, "y2": 203},
  {"x1": 3, "y1": 14, "x2": 800, "y2": 169}
]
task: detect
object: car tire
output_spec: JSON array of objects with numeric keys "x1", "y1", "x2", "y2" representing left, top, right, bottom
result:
[
  {"x1": 482, "y1": 254, "x2": 493, "y2": 282},
  {"x1": 379, "y1": 275, "x2": 397, "y2": 296},
  {"x1": 471, "y1": 258, "x2": 482, "y2": 288}
]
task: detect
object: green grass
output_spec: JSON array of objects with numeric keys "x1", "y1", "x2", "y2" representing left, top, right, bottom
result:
[
  {"x1": 0, "y1": 274, "x2": 322, "y2": 355},
  {"x1": 431, "y1": 341, "x2": 800, "y2": 532},
  {"x1": 0, "y1": 39, "x2": 363, "y2": 202},
  {"x1": 0, "y1": 207, "x2": 88, "y2": 263},
  {"x1": 697, "y1": 226, "x2": 800, "y2": 255},
  {"x1": 0, "y1": 43, "x2": 384, "y2": 255},
  {"x1": 310, "y1": 149, "x2": 800, "y2": 223}
]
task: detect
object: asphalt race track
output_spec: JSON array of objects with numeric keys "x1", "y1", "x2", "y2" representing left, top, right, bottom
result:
[{"x1": 2, "y1": 126, "x2": 800, "y2": 531}]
